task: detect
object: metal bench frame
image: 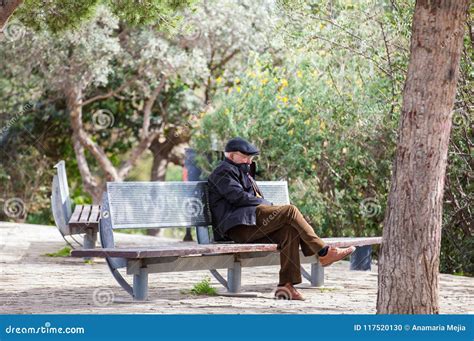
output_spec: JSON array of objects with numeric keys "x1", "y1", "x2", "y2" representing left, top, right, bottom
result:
[
  {"x1": 51, "y1": 161, "x2": 99, "y2": 250},
  {"x1": 71, "y1": 181, "x2": 382, "y2": 301}
]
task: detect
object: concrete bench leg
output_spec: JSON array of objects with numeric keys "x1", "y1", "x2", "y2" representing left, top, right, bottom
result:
[
  {"x1": 350, "y1": 245, "x2": 372, "y2": 271},
  {"x1": 83, "y1": 229, "x2": 97, "y2": 248},
  {"x1": 83, "y1": 229, "x2": 97, "y2": 261},
  {"x1": 133, "y1": 268, "x2": 149, "y2": 301},
  {"x1": 227, "y1": 261, "x2": 242, "y2": 293},
  {"x1": 311, "y1": 262, "x2": 324, "y2": 287}
]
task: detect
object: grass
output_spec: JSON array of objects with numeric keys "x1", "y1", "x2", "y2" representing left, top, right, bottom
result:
[
  {"x1": 44, "y1": 246, "x2": 71, "y2": 257},
  {"x1": 181, "y1": 276, "x2": 218, "y2": 296}
]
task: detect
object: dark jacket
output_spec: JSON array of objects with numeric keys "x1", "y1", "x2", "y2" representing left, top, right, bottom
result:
[{"x1": 207, "y1": 157, "x2": 272, "y2": 240}]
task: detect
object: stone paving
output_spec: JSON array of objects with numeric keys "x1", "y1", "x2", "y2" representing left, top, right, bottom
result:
[{"x1": 1, "y1": 222, "x2": 473, "y2": 314}]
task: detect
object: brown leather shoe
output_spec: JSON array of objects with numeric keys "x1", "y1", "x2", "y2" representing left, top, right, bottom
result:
[
  {"x1": 319, "y1": 246, "x2": 356, "y2": 267},
  {"x1": 274, "y1": 283, "x2": 305, "y2": 301}
]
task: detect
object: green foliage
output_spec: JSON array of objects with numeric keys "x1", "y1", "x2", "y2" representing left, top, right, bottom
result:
[
  {"x1": 44, "y1": 246, "x2": 72, "y2": 257},
  {"x1": 165, "y1": 164, "x2": 183, "y2": 181},
  {"x1": 193, "y1": 52, "x2": 396, "y2": 238},
  {"x1": 191, "y1": 0, "x2": 472, "y2": 275},
  {"x1": 184, "y1": 276, "x2": 217, "y2": 296},
  {"x1": 0, "y1": 0, "x2": 471, "y2": 276},
  {"x1": 15, "y1": 0, "x2": 100, "y2": 33},
  {"x1": 14, "y1": 0, "x2": 195, "y2": 33}
]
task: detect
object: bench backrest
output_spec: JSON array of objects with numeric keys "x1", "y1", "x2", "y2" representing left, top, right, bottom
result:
[
  {"x1": 51, "y1": 160, "x2": 73, "y2": 235},
  {"x1": 106, "y1": 180, "x2": 289, "y2": 230}
]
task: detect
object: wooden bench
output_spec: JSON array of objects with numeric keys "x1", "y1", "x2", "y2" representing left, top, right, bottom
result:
[
  {"x1": 51, "y1": 161, "x2": 99, "y2": 250},
  {"x1": 70, "y1": 180, "x2": 382, "y2": 301}
]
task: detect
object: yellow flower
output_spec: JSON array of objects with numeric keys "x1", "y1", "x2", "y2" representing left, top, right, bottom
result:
[
  {"x1": 304, "y1": 119, "x2": 311, "y2": 126},
  {"x1": 297, "y1": 97, "x2": 303, "y2": 105},
  {"x1": 273, "y1": 77, "x2": 279, "y2": 83},
  {"x1": 311, "y1": 164, "x2": 317, "y2": 170},
  {"x1": 280, "y1": 78, "x2": 288, "y2": 88},
  {"x1": 216, "y1": 77, "x2": 223, "y2": 84},
  {"x1": 235, "y1": 78, "x2": 240, "y2": 84},
  {"x1": 236, "y1": 86, "x2": 241, "y2": 93},
  {"x1": 277, "y1": 95, "x2": 288, "y2": 104},
  {"x1": 288, "y1": 129, "x2": 294, "y2": 136},
  {"x1": 296, "y1": 70, "x2": 303, "y2": 78},
  {"x1": 320, "y1": 121, "x2": 326, "y2": 130},
  {"x1": 261, "y1": 78, "x2": 269, "y2": 85}
]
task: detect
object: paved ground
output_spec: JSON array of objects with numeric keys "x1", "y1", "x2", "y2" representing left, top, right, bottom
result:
[{"x1": 1, "y1": 222, "x2": 473, "y2": 314}]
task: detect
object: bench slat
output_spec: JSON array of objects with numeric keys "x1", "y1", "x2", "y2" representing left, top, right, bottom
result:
[
  {"x1": 79, "y1": 205, "x2": 92, "y2": 223},
  {"x1": 68, "y1": 204, "x2": 100, "y2": 232},
  {"x1": 70, "y1": 237, "x2": 382, "y2": 259},
  {"x1": 69, "y1": 205, "x2": 83, "y2": 224},
  {"x1": 322, "y1": 237, "x2": 382, "y2": 247},
  {"x1": 71, "y1": 243, "x2": 279, "y2": 258},
  {"x1": 90, "y1": 205, "x2": 100, "y2": 222}
]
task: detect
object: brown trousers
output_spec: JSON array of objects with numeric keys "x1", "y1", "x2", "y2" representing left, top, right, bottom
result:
[{"x1": 227, "y1": 204, "x2": 326, "y2": 286}]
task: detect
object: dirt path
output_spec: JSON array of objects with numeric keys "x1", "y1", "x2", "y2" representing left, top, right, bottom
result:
[{"x1": 1, "y1": 222, "x2": 472, "y2": 314}]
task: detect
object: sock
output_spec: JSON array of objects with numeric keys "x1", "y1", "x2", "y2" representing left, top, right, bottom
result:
[{"x1": 317, "y1": 246, "x2": 329, "y2": 257}]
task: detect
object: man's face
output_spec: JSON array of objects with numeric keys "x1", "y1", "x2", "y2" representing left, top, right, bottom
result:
[{"x1": 230, "y1": 151, "x2": 256, "y2": 164}]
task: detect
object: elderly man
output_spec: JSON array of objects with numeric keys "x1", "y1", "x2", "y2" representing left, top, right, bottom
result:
[{"x1": 207, "y1": 137, "x2": 356, "y2": 300}]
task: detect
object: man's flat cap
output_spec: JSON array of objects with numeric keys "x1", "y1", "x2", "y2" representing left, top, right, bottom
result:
[{"x1": 224, "y1": 137, "x2": 260, "y2": 155}]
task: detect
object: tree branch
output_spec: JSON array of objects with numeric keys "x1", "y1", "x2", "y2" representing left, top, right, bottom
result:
[
  {"x1": 66, "y1": 85, "x2": 119, "y2": 181},
  {"x1": 141, "y1": 75, "x2": 166, "y2": 139},
  {"x1": 82, "y1": 75, "x2": 138, "y2": 107},
  {"x1": 117, "y1": 75, "x2": 167, "y2": 179},
  {"x1": 309, "y1": 33, "x2": 399, "y2": 78},
  {"x1": 210, "y1": 49, "x2": 240, "y2": 72}
]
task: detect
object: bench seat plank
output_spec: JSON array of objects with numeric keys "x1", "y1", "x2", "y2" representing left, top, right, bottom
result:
[
  {"x1": 78, "y1": 205, "x2": 92, "y2": 223},
  {"x1": 69, "y1": 205, "x2": 83, "y2": 225},
  {"x1": 71, "y1": 243, "x2": 279, "y2": 258},
  {"x1": 70, "y1": 237, "x2": 382, "y2": 259},
  {"x1": 90, "y1": 205, "x2": 100, "y2": 222},
  {"x1": 69, "y1": 204, "x2": 101, "y2": 232},
  {"x1": 321, "y1": 237, "x2": 382, "y2": 247}
]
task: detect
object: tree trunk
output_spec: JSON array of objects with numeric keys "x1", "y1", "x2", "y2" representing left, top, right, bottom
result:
[
  {"x1": 377, "y1": 0, "x2": 470, "y2": 314},
  {"x1": 66, "y1": 86, "x2": 105, "y2": 204},
  {"x1": 145, "y1": 138, "x2": 174, "y2": 236},
  {"x1": 146, "y1": 161, "x2": 166, "y2": 235},
  {"x1": 151, "y1": 152, "x2": 169, "y2": 182},
  {"x1": 0, "y1": 0, "x2": 22, "y2": 32},
  {"x1": 146, "y1": 136, "x2": 187, "y2": 236}
]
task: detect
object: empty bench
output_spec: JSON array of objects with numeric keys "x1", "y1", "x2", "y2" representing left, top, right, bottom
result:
[
  {"x1": 71, "y1": 181, "x2": 382, "y2": 301},
  {"x1": 51, "y1": 161, "x2": 99, "y2": 250}
]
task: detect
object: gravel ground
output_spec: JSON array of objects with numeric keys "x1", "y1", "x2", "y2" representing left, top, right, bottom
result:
[{"x1": 1, "y1": 222, "x2": 472, "y2": 314}]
